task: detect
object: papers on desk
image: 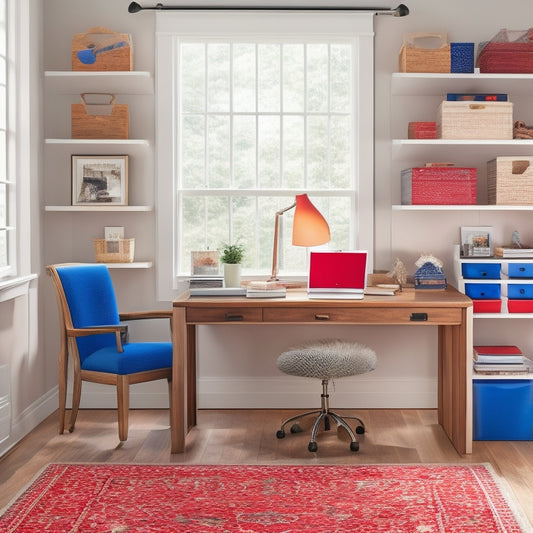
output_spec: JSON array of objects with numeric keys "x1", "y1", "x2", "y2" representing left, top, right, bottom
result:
[
  {"x1": 364, "y1": 284, "x2": 400, "y2": 296},
  {"x1": 189, "y1": 287, "x2": 246, "y2": 296}
]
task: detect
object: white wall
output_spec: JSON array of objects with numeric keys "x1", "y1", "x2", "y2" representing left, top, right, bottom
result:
[{"x1": 5, "y1": 0, "x2": 530, "y2": 455}]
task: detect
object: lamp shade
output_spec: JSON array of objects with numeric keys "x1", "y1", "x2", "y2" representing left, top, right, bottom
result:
[{"x1": 292, "y1": 194, "x2": 330, "y2": 247}]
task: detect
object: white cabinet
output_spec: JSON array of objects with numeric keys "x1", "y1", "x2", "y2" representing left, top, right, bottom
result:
[{"x1": 44, "y1": 71, "x2": 155, "y2": 268}]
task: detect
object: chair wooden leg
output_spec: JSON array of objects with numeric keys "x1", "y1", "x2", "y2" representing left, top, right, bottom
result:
[
  {"x1": 117, "y1": 375, "x2": 130, "y2": 441},
  {"x1": 69, "y1": 369, "x2": 82, "y2": 433},
  {"x1": 167, "y1": 377, "x2": 173, "y2": 426},
  {"x1": 58, "y1": 343, "x2": 68, "y2": 434}
]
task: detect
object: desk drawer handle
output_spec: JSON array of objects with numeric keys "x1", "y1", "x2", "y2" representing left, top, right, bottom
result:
[
  {"x1": 225, "y1": 313, "x2": 244, "y2": 321},
  {"x1": 315, "y1": 314, "x2": 330, "y2": 321},
  {"x1": 410, "y1": 312, "x2": 428, "y2": 321}
]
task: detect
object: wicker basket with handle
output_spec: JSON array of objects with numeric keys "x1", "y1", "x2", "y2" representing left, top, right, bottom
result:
[
  {"x1": 399, "y1": 32, "x2": 451, "y2": 73},
  {"x1": 94, "y1": 238, "x2": 135, "y2": 263}
]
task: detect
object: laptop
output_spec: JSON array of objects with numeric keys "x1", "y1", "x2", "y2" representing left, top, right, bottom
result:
[{"x1": 308, "y1": 250, "x2": 368, "y2": 299}]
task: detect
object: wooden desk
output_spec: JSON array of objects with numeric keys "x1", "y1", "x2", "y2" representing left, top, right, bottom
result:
[{"x1": 171, "y1": 287, "x2": 473, "y2": 454}]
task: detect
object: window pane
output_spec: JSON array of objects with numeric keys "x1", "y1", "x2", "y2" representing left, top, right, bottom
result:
[
  {"x1": 181, "y1": 115, "x2": 205, "y2": 188},
  {"x1": 181, "y1": 44, "x2": 205, "y2": 113},
  {"x1": 233, "y1": 44, "x2": 255, "y2": 112},
  {"x1": 282, "y1": 116, "x2": 305, "y2": 189},
  {"x1": 258, "y1": 44, "x2": 280, "y2": 113},
  {"x1": 0, "y1": 131, "x2": 5, "y2": 180},
  {"x1": 207, "y1": 44, "x2": 230, "y2": 112},
  {"x1": 258, "y1": 115, "x2": 280, "y2": 188},
  {"x1": 330, "y1": 115, "x2": 351, "y2": 188},
  {"x1": 283, "y1": 44, "x2": 304, "y2": 113},
  {"x1": 0, "y1": 229, "x2": 6, "y2": 268},
  {"x1": 233, "y1": 115, "x2": 256, "y2": 189},
  {"x1": 0, "y1": 183, "x2": 5, "y2": 226},
  {"x1": 307, "y1": 44, "x2": 328, "y2": 113},
  {"x1": 330, "y1": 44, "x2": 352, "y2": 112},
  {"x1": 307, "y1": 115, "x2": 329, "y2": 189},
  {"x1": 207, "y1": 115, "x2": 230, "y2": 188}
]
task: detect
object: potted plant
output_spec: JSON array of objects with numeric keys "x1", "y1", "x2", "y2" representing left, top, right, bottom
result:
[{"x1": 220, "y1": 242, "x2": 245, "y2": 287}]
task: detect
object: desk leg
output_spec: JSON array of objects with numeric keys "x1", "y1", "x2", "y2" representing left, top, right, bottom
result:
[
  {"x1": 438, "y1": 307, "x2": 473, "y2": 455},
  {"x1": 187, "y1": 324, "x2": 197, "y2": 429},
  {"x1": 171, "y1": 307, "x2": 187, "y2": 453}
]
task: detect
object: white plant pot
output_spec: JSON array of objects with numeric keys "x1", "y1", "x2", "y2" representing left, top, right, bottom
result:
[{"x1": 223, "y1": 263, "x2": 241, "y2": 288}]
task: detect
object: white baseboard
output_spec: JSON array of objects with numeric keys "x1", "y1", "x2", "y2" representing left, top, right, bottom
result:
[{"x1": 0, "y1": 387, "x2": 58, "y2": 458}]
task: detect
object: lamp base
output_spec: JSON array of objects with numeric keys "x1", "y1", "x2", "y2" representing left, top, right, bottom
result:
[{"x1": 245, "y1": 279, "x2": 308, "y2": 290}]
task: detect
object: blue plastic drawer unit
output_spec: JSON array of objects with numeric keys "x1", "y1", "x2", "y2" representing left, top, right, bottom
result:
[
  {"x1": 508, "y1": 263, "x2": 533, "y2": 278},
  {"x1": 473, "y1": 380, "x2": 533, "y2": 440},
  {"x1": 461, "y1": 263, "x2": 500, "y2": 279},
  {"x1": 508, "y1": 284, "x2": 533, "y2": 299},
  {"x1": 464, "y1": 283, "x2": 501, "y2": 299}
]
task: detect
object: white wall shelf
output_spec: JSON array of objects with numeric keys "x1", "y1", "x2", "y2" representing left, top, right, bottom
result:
[
  {"x1": 393, "y1": 205, "x2": 533, "y2": 210},
  {"x1": 44, "y1": 71, "x2": 153, "y2": 94},
  {"x1": 45, "y1": 138, "x2": 150, "y2": 146},
  {"x1": 392, "y1": 72, "x2": 533, "y2": 96},
  {"x1": 105, "y1": 262, "x2": 153, "y2": 269}
]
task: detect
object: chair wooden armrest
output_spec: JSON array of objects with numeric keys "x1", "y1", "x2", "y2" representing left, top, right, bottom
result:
[{"x1": 66, "y1": 325, "x2": 128, "y2": 352}]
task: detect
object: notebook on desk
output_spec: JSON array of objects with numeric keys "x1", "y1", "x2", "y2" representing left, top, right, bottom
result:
[{"x1": 308, "y1": 250, "x2": 368, "y2": 299}]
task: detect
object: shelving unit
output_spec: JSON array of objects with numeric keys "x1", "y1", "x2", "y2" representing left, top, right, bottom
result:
[{"x1": 44, "y1": 70, "x2": 155, "y2": 269}]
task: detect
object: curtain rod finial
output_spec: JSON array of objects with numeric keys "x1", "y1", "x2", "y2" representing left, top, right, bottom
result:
[
  {"x1": 394, "y1": 4, "x2": 409, "y2": 16},
  {"x1": 128, "y1": 2, "x2": 142, "y2": 13}
]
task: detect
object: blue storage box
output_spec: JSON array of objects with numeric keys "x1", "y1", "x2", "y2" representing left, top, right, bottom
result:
[
  {"x1": 473, "y1": 379, "x2": 533, "y2": 440},
  {"x1": 465, "y1": 283, "x2": 501, "y2": 299},
  {"x1": 508, "y1": 284, "x2": 533, "y2": 299},
  {"x1": 507, "y1": 263, "x2": 533, "y2": 278},
  {"x1": 451, "y1": 42, "x2": 475, "y2": 73},
  {"x1": 461, "y1": 263, "x2": 501, "y2": 279}
]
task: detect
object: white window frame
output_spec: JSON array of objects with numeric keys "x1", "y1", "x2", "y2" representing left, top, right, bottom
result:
[
  {"x1": 155, "y1": 11, "x2": 374, "y2": 301},
  {"x1": 0, "y1": 0, "x2": 31, "y2": 287}
]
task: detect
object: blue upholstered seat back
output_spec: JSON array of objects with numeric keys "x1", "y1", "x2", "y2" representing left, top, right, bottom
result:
[{"x1": 56, "y1": 264, "x2": 120, "y2": 363}]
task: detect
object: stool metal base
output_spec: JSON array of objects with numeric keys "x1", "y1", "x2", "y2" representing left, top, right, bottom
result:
[{"x1": 276, "y1": 379, "x2": 365, "y2": 452}]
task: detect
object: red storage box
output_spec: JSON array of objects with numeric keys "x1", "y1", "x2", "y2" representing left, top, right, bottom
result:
[
  {"x1": 408, "y1": 121, "x2": 437, "y2": 139},
  {"x1": 507, "y1": 299, "x2": 533, "y2": 313},
  {"x1": 472, "y1": 299, "x2": 501, "y2": 313},
  {"x1": 401, "y1": 166, "x2": 477, "y2": 205},
  {"x1": 477, "y1": 29, "x2": 533, "y2": 73}
]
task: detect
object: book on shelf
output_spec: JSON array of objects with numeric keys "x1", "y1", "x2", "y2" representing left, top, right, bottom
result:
[
  {"x1": 474, "y1": 357, "x2": 532, "y2": 375},
  {"x1": 446, "y1": 93, "x2": 508, "y2": 102},
  {"x1": 494, "y1": 246, "x2": 533, "y2": 258},
  {"x1": 473, "y1": 345, "x2": 524, "y2": 364}
]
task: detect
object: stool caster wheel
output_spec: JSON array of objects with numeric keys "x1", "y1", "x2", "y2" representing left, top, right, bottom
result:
[
  {"x1": 290, "y1": 423, "x2": 303, "y2": 434},
  {"x1": 350, "y1": 441, "x2": 359, "y2": 452},
  {"x1": 276, "y1": 430, "x2": 285, "y2": 439},
  {"x1": 308, "y1": 441, "x2": 318, "y2": 452},
  {"x1": 356, "y1": 425, "x2": 365, "y2": 435}
]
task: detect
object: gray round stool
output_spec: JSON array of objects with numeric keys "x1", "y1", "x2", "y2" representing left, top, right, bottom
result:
[{"x1": 276, "y1": 339, "x2": 377, "y2": 452}]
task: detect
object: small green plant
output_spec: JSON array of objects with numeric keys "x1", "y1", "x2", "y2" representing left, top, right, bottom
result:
[{"x1": 220, "y1": 242, "x2": 245, "y2": 264}]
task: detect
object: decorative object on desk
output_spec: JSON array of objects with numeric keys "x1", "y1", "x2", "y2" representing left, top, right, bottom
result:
[
  {"x1": 398, "y1": 32, "x2": 451, "y2": 73},
  {"x1": 269, "y1": 193, "x2": 330, "y2": 282},
  {"x1": 72, "y1": 27, "x2": 133, "y2": 71},
  {"x1": 191, "y1": 250, "x2": 219, "y2": 276},
  {"x1": 414, "y1": 254, "x2": 446, "y2": 290},
  {"x1": 220, "y1": 241, "x2": 245, "y2": 288},
  {"x1": 488, "y1": 157, "x2": 533, "y2": 205},
  {"x1": 387, "y1": 257, "x2": 407, "y2": 290},
  {"x1": 401, "y1": 165, "x2": 477, "y2": 205},
  {"x1": 71, "y1": 93, "x2": 129, "y2": 139},
  {"x1": 460, "y1": 226, "x2": 494, "y2": 257},
  {"x1": 72, "y1": 155, "x2": 128, "y2": 206},
  {"x1": 477, "y1": 28, "x2": 533, "y2": 73},
  {"x1": 3, "y1": 464, "x2": 530, "y2": 533}
]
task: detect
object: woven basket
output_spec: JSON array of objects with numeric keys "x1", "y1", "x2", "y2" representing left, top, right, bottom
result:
[
  {"x1": 399, "y1": 32, "x2": 451, "y2": 73},
  {"x1": 487, "y1": 157, "x2": 533, "y2": 205},
  {"x1": 94, "y1": 238, "x2": 134, "y2": 263},
  {"x1": 437, "y1": 101, "x2": 513, "y2": 139}
]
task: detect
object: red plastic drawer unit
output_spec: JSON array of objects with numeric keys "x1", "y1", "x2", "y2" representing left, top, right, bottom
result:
[
  {"x1": 507, "y1": 299, "x2": 533, "y2": 313},
  {"x1": 472, "y1": 299, "x2": 501, "y2": 313}
]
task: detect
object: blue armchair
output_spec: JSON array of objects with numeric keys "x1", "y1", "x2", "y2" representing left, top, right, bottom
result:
[{"x1": 46, "y1": 263, "x2": 173, "y2": 442}]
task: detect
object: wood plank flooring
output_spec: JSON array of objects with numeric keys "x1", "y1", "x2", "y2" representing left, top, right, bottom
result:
[{"x1": 1, "y1": 408, "x2": 532, "y2": 526}]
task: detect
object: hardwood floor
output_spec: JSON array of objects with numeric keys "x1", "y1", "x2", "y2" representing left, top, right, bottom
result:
[{"x1": 1, "y1": 408, "x2": 533, "y2": 526}]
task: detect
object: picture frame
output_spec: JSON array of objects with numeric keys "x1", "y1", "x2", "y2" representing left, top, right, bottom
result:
[
  {"x1": 460, "y1": 226, "x2": 494, "y2": 257},
  {"x1": 191, "y1": 250, "x2": 220, "y2": 276},
  {"x1": 72, "y1": 155, "x2": 128, "y2": 206}
]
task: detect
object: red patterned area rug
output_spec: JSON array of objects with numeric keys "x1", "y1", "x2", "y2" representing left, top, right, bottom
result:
[{"x1": 1, "y1": 463, "x2": 531, "y2": 532}]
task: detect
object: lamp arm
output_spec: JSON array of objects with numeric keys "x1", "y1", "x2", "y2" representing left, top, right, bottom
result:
[{"x1": 270, "y1": 201, "x2": 296, "y2": 281}]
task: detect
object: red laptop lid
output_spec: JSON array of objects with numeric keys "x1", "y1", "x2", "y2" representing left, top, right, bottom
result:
[{"x1": 308, "y1": 251, "x2": 368, "y2": 291}]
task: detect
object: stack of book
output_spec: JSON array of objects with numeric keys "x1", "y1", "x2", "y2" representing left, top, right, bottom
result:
[
  {"x1": 245, "y1": 281, "x2": 287, "y2": 298},
  {"x1": 473, "y1": 345, "x2": 531, "y2": 375}
]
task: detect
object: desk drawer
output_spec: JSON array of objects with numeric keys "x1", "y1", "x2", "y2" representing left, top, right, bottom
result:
[
  {"x1": 263, "y1": 307, "x2": 462, "y2": 324},
  {"x1": 186, "y1": 307, "x2": 262, "y2": 323}
]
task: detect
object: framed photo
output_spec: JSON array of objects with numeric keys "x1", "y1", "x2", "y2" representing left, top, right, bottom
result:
[
  {"x1": 460, "y1": 226, "x2": 494, "y2": 257},
  {"x1": 72, "y1": 155, "x2": 128, "y2": 206},
  {"x1": 191, "y1": 250, "x2": 219, "y2": 276}
]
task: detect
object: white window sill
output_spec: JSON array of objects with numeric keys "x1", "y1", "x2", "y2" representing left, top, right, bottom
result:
[{"x1": 0, "y1": 274, "x2": 37, "y2": 302}]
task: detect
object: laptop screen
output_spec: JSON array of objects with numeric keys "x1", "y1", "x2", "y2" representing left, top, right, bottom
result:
[{"x1": 308, "y1": 251, "x2": 368, "y2": 291}]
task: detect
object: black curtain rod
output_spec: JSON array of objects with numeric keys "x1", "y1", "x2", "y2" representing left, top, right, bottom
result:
[{"x1": 128, "y1": 2, "x2": 409, "y2": 16}]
